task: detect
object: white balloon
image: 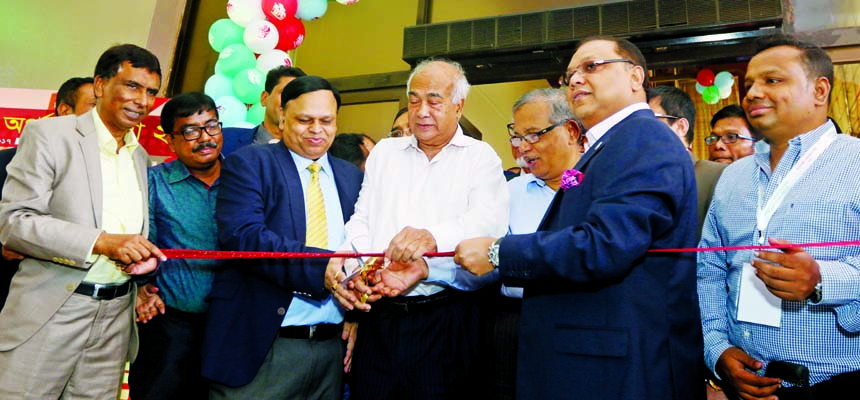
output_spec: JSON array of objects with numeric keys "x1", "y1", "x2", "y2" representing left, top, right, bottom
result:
[
  {"x1": 227, "y1": 0, "x2": 266, "y2": 27},
  {"x1": 216, "y1": 95, "x2": 248, "y2": 125},
  {"x1": 256, "y1": 49, "x2": 293, "y2": 73},
  {"x1": 336, "y1": 0, "x2": 359, "y2": 4},
  {"x1": 718, "y1": 84, "x2": 733, "y2": 100},
  {"x1": 243, "y1": 20, "x2": 279, "y2": 54}
]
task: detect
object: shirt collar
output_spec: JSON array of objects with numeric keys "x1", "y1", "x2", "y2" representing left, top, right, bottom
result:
[
  {"x1": 401, "y1": 125, "x2": 472, "y2": 152},
  {"x1": 93, "y1": 108, "x2": 140, "y2": 155},
  {"x1": 754, "y1": 119, "x2": 836, "y2": 172},
  {"x1": 584, "y1": 102, "x2": 650, "y2": 152},
  {"x1": 164, "y1": 155, "x2": 225, "y2": 185},
  {"x1": 523, "y1": 173, "x2": 547, "y2": 188},
  {"x1": 288, "y1": 147, "x2": 333, "y2": 175}
]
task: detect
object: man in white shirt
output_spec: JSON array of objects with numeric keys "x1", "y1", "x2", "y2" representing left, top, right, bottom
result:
[{"x1": 327, "y1": 59, "x2": 509, "y2": 400}]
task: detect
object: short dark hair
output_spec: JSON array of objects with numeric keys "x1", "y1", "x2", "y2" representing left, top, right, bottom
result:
[
  {"x1": 576, "y1": 36, "x2": 649, "y2": 89},
  {"x1": 392, "y1": 107, "x2": 408, "y2": 126},
  {"x1": 280, "y1": 75, "x2": 342, "y2": 110},
  {"x1": 709, "y1": 104, "x2": 747, "y2": 128},
  {"x1": 55, "y1": 77, "x2": 94, "y2": 115},
  {"x1": 329, "y1": 133, "x2": 366, "y2": 169},
  {"x1": 646, "y1": 86, "x2": 696, "y2": 145},
  {"x1": 93, "y1": 44, "x2": 162, "y2": 81},
  {"x1": 160, "y1": 92, "x2": 218, "y2": 133},
  {"x1": 753, "y1": 33, "x2": 833, "y2": 102},
  {"x1": 264, "y1": 66, "x2": 307, "y2": 94}
]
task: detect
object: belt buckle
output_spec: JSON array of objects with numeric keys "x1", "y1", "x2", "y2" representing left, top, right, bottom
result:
[
  {"x1": 309, "y1": 325, "x2": 316, "y2": 340},
  {"x1": 91, "y1": 283, "x2": 113, "y2": 300}
]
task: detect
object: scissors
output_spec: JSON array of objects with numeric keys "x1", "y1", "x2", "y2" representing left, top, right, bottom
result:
[{"x1": 341, "y1": 243, "x2": 367, "y2": 287}]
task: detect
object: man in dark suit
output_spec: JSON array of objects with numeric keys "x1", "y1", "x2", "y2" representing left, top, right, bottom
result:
[
  {"x1": 455, "y1": 37, "x2": 704, "y2": 399},
  {"x1": 201, "y1": 76, "x2": 362, "y2": 399},
  {"x1": 220, "y1": 66, "x2": 306, "y2": 156}
]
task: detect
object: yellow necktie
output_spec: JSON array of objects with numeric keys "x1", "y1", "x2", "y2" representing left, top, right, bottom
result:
[{"x1": 305, "y1": 162, "x2": 328, "y2": 248}]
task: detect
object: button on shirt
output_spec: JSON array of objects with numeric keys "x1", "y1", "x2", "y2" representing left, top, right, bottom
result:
[
  {"x1": 282, "y1": 151, "x2": 345, "y2": 326},
  {"x1": 501, "y1": 174, "x2": 556, "y2": 298},
  {"x1": 698, "y1": 120, "x2": 860, "y2": 385},
  {"x1": 84, "y1": 109, "x2": 143, "y2": 284},
  {"x1": 345, "y1": 127, "x2": 509, "y2": 296},
  {"x1": 148, "y1": 159, "x2": 222, "y2": 313}
]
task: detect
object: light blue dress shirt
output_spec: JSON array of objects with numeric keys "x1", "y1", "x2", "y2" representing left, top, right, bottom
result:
[
  {"x1": 698, "y1": 120, "x2": 860, "y2": 385},
  {"x1": 282, "y1": 150, "x2": 346, "y2": 326},
  {"x1": 502, "y1": 173, "x2": 557, "y2": 298}
]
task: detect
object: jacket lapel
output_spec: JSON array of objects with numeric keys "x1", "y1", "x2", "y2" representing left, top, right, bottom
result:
[
  {"x1": 272, "y1": 144, "x2": 307, "y2": 241},
  {"x1": 76, "y1": 112, "x2": 103, "y2": 229}
]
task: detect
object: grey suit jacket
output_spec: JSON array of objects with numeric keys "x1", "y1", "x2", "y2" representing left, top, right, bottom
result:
[
  {"x1": 694, "y1": 157, "x2": 727, "y2": 238},
  {"x1": 0, "y1": 110, "x2": 150, "y2": 360}
]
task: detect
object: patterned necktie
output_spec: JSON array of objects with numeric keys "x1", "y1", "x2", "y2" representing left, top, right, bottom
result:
[{"x1": 305, "y1": 162, "x2": 328, "y2": 248}]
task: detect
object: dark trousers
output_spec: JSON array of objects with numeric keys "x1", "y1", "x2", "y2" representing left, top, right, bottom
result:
[
  {"x1": 773, "y1": 368, "x2": 860, "y2": 400},
  {"x1": 490, "y1": 296, "x2": 521, "y2": 400},
  {"x1": 350, "y1": 291, "x2": 483, "y2": 400},
  {"x1": 0, "y1": 257, "x2": 18, "y2": 312},
  {"x1": 129, "y1": 306, "x2": 208, "y2": 400}
]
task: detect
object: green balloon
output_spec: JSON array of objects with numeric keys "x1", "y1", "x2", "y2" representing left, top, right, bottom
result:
[
  {"x1": 216, "y1": 44, "x2": 256, "y2": 78},
  {"x1": 209, "y1": 19, "x2": 244, "y2": 53},
  {"x1": 247, "y1": 102, "x2": 266, "y2": 125},
  {"x1": 232, "y1": 68, "x2": 266, "y2": 104},
  {"x1": 703, "y1": 85, "x2": 721, "y2": 104},
  {"x1": 204, "y1": 73, "x2": 234, "y2": 100}
]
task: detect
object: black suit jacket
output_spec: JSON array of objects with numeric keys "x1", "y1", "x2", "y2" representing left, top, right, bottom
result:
[
  {"x1": 200, "y1": 143, "x2": 363, "y2": 387},
  {"x1": 499, "y1": 109, "x2": 704, "y2": 399}
]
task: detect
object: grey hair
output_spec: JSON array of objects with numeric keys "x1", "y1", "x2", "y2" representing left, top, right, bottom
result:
[
  {"x1": 406, "y1": 58, "x2": 471, "y2": 104},
  {"x1": 512, "y1": 88, "x2": 578, "y2": 127}
]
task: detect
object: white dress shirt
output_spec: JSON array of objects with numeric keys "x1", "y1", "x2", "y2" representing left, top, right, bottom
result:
[
  {"x1": 344, "y1": 126, "x2": 509, "y2": 296},
  {"x1": 583, "y1": 102, "x2": 650, "y2": 152}
]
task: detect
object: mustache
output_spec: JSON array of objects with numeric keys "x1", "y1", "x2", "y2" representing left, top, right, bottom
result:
[
  {"x1": 192, "y1": 141, "x2": 219, "y2": 152},
  {"x1": 515, "y1": 156, "x2": 529, "y2": 168}
]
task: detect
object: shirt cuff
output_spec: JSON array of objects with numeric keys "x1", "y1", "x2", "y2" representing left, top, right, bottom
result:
[{"x1": 817, "y1": 260, "x2": 860, "y2": 305}]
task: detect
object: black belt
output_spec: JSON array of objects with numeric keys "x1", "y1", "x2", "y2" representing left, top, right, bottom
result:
[
  {"x1": 380, "y1": 290, "x2": 457, "y2": 315},
  {"x1": 497, "y1": 294, "x2": 522, "y2": 314},
  {"x1": 74, "y1": 280, "x2": 132, "y2": 300},
  {"x1": 279, "y1": 323, "x2": 342, "y2": 341}
]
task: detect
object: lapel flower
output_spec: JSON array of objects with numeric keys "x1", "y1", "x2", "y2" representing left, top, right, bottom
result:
[{"x1": 560, "y1": 169, "x2": 584, "y2": 191}]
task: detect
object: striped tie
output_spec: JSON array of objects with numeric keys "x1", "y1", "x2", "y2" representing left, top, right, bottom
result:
[{"x1": 305, "y1": 162, "x2": 328, "y2": 248}]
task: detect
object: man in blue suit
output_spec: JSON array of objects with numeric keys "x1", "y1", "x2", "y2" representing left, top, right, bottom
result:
[
  {"x1": 220, "y1": 66, "x2": 306, "y2": 156},
  {"x1": 455, "y1": 37, "x2": 704, "y2": 399},
  {"x1": 201, "y1": 76, "x2": 362, "y2": 399}
]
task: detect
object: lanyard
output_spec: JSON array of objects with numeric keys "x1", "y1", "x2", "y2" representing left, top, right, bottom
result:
[{"x1": 756, "y1": 126, "x2": 837, "y2": 244}]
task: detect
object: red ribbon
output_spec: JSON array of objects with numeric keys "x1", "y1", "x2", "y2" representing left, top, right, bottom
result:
[{"x1": 160, "y1": 240, "x2": 860, "y2": 260}]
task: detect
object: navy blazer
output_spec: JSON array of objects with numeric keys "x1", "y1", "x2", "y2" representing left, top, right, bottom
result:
[
  {"x1": 500, "y1": 109, "x2": 704, "y2": 400},
  {"x1": 219, "y1": 126, "x2": 256, "y2": 157},
  {"x1": 200, "y1": 143, "x2": 363, "y2": 387}
]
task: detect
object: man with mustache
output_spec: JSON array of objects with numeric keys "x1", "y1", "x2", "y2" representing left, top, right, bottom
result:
[
  {"x1": 128, "y1": 92, "x2": 224, "y2": 399},
  {"x1": 0, "y1": 44, "x2": 165, "y2": 399},
  {"x1": 707, "y1": 105, "x2": 758, "y2": 165},
  {"x1": 699, "y1": 33, "x2": 860, "y2": 400}
]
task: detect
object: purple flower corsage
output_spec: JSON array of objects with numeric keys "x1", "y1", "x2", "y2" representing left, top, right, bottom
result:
[{"x1": 560, "y1": 169, "x2": 584, "y2": 191}]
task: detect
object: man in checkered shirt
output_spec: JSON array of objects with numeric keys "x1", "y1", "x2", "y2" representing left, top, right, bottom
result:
[{"x1": 698, "y1": 33, "x2": 860, "y2": 400}]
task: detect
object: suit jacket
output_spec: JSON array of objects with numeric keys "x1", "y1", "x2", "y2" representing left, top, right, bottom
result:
[
  {"x1": 0, "y1": 148, "x2": 19, "y2": 311},
  {"x1": 499, "y1": 109, "x2": 704, "y2": 400},
  {"x1": 693, "y1": 158, "x2": 726, "y2": 237},
  {"x1": 0, "y1": 111, "x2": 150, "y2": 360},
  {"x1": 220, "y1": 126, "x2": 256, "y2": 157},
  {"x1": 201, "y1": 143, "x2": 362, "y2": 387}
]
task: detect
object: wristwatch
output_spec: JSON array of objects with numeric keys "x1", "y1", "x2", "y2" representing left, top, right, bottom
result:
[
  {"x1": 488, "y1": 238, "x2": 502, "y2": 268},
  {"x1": 808, "y1": 281, "x2": 823, "y2": 303}
]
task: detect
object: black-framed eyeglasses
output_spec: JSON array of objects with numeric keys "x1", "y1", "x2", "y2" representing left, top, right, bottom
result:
[
  {"x1": 559, "y1": 58, "x2": 635, "y2": 87},
  {"x1": 654, "y1": 113, "x2": 680, "y2": 121},
  {"x1": 173, "y1": 121, "x2": 222, "y2": 141},
  {"x1": 507, "y1": 120, "x2": 568, "y2": 146},
  {"x1": 704, "y1": 133, "x2": 757, "y2": 146},
  {"x1": 390, "y1": 128, "x2": 411, "y2": 138}
]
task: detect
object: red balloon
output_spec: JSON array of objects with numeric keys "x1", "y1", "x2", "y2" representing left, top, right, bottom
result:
[
  {"x1": 262, "y1": 0, "x2": 298, "y2": 24},
  {"x1": 275, "y1": 17, "x2": 305, "y2": 51},
  {"x1": 696, "y1": 69, "x2": 715, "y2": 87}
]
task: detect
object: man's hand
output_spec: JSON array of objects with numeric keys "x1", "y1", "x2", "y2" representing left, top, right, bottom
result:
[
  {"x1": 93, "y1": 233, "x2": 166, "y2": 273},
  {"x1": 369, "y1": 259, "x2": 429, "y2": 297},
  {"x1": 325, "y1": 257, "x2": 373, "y2": 312},
  {"x1": 135, "y1": 284, "x2": 165, "y2": 323},
  {"x1": 342, "y1": 321, "x2": 358, "y2": 373},
  {"x1": 2, "y1": 247, "x2": 24, "y2": 261},
  {"x1": 385, "y1": 226, "x2": 436, "y2": 263},
  {"x1": 454, "y1": 237, "x2": 497, "y2": 276},
  {"x1": 715, "y1": 347, "x2": 781, "y2": 400},
  {"x1": 752, "y1": 238, "x2": 821, "y2": 301}
]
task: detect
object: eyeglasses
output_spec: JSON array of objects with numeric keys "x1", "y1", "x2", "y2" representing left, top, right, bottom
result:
[
  {"x1": 559, "y1": 58, "x2": 634, "y2": 87},
  {"x1": 173, "y1": 121, "x2": 222, "y2": 141},
  {"x1": 389, "y1": 128, "x2": 410, "y2": 138},
  {"x1": 507, "y1": 120, "x2": 568, "y2": 146},
  {"x1": 704, "y1": 133, "x2": 757, "y2": 146},
  {"x1": 654, "y1": 113, "x2": 680, "y2": 121}
]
